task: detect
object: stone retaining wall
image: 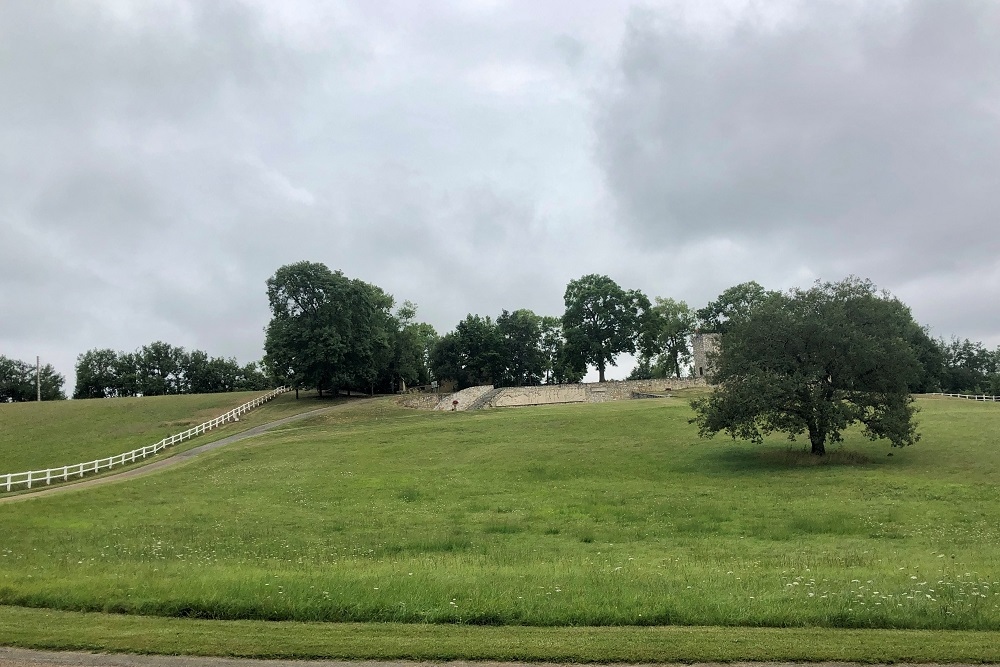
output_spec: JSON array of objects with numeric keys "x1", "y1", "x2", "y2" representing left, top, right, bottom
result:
[
  {"x1": 462, "y1": 377, "x2": 708, "y2": 410},
  {"x1": 434, "y1": 384, "x2": 495, "y2": 411}
]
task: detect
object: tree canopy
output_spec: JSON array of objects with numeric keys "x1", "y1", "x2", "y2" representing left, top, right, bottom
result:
[
  {"x1": 0, "y1": 355, "x2": 66, "y2": 402},
  {"x1": 264, "y1": 261, "x2": 399, "y2": 396},
  {"x1": 562, "y1": 274, "x2": 649, "y2": 383},
  {"x1": 695, "y1": 281, "x2": 773, "y2": 334},
  {"x1": 637, "y1": 297, "x2": 695, "y2": 379},
  {"x1": 74, "y1": 344, "x2": 268, "y2": 398},
  {"x1": 691, "y1": 278, "x2": 927, "y2": 455}
]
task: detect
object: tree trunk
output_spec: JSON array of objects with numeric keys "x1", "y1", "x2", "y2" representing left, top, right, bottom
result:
[
  {"x1": 809, "y1": 429, "x2": 826, "y2": 456},
  {"x1": 598, "y1": 359, "x2": 605, "y2": 383}
]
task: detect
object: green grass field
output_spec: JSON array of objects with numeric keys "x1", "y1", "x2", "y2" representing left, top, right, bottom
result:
[
  {"x1": 0, "y1": 390, "x2": 328, "y2": 474},
  {"x1": 1, "y1": 394, "x2": 997, "y2": 637}
]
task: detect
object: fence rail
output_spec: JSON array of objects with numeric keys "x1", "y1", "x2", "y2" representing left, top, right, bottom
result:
[
  {"x1": 2, "y1": 387, "x2": 290, "y2": 493},
  {"x1": 932, "y1": 392, "x2": 1000, "y2": 402}
]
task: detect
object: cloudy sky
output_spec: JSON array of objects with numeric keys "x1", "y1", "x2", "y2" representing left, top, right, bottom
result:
[{"x1": 2, "y1": 0, "x2": 999, "y2": 392}]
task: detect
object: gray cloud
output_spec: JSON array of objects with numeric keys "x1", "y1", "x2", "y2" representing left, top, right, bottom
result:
[
  {"x1": 595, "y1": 0, "x2": 1000, "y2": 342},
  {"x1": 2, "y1": 1, "x2": 999, "y2": 394}
]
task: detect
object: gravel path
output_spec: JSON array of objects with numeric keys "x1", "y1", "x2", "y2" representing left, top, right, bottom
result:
[{"x1": 0, "y1": 400, "x2": 371, "y2": 504}]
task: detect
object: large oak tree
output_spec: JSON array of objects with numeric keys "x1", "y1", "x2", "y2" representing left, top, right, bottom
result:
[
  {"x1": 691, "y1": 278, "x2": 928, "y2": 456},
  {"x1": 263, "y1": 261, "x2": 395, "y2": 396},
  {"x1": 562, "y1": 274, "x2": 649, "y2": 383}
]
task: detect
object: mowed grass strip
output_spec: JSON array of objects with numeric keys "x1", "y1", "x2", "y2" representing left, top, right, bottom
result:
[
  {"x1": 0, "y1": 396, "x2": 998, "y2": 630},
  {"x1": 2, "y1": 606, "x2": 1000, "y2": 663},
  {"x1": 0, "y1": 390, "x2": 328, "y2": 474}
]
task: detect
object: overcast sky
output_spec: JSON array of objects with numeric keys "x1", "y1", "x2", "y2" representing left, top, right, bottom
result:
[{"x1": 2, "y1": 0, "x2": 999, "y2": 392}]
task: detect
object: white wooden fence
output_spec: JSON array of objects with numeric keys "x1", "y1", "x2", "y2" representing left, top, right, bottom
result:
[
  {"x1": 2, "y1": 387, "x2": 289, "y2": 493},
  {"x1": 933, "y1": 392, "x2": 1000, "y2": 402}
]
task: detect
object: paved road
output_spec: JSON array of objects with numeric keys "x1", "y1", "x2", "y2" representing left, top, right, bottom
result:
[{"x1": 0, "y1": 400, "x2": 372, "y2": 504}]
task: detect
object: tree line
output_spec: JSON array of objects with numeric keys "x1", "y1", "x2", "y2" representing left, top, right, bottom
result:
[
  {"x1": 73, "y1": 343, "x2": 269, "y2": 398},
  {"x1": 0, "y1": 355, "x2": 66, "y2": 402},
  {"x1": 261, "y1": 265, "x2": 722, "y2": 394},
  {"x1": 5, "y1": 264, "x2": 999, "y2": 402}
]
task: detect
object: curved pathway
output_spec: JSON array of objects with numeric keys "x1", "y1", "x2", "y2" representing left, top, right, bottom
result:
[{"x1": 0, "y1": 399, "x2": 374, "y2": 504}]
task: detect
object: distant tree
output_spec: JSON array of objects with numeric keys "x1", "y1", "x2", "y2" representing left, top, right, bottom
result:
[
  {"x1": 937, "y1": 337, "x2": 998, "y2": 394},
  {"x1": 696, "y1": 281, "x2": 774, "y2": 334},
  {"x1": 638, "y1": 297, "x2": 695, "y2": 378},
  {"x1": 429, "y1": 332, "x2": 465, "y2": 388},
  {"x1": 263, "y1": 261, "x2": 396, "y2": 396},
  {"x1": 539, "y1": 316, "x2": 585, "y2": 384},
  {"x1": 136, "y1": 341, "x2": 185, "y2": 396},
  {"x1": 691, "y1": 278, "x2": 925, "y2": 456},
  {"x1": 36, "y1": 363, "x2": 67, "y2": 400},
  {"x1": 0, "y1": 355, "x2": 32, "y2": 402},
  {"x1": 496, "y1": 309, "x2": 546, "y2": 387},
  {"x1": 384, "y1": 301, "x2": 438, "y2": 392},
  {"x1": 429, "y1": 314, "x2": 507, "y2": 389},
  {"x1": 236, "y1": 361, "x2": 271, "y2": 391},
  {"x1": 74, "y1": 348, "x2": 120, "y2": 398},
  {"x1": 0, "y1": 355, "x2": 65, "y2": 402},
  {"x1": 626, "y1": 356, "x2": 653, "y2": 381},
  {"x1": 114, "y1": 351, "x2": 140, "y2": 397},
  {"x1": 562, "y1": 274, "x2": 650, "y2": 382}
]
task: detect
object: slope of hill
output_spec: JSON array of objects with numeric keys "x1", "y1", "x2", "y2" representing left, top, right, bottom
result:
[
  {"x1": 0, "y1": 391, "x2": 325, "y2": 474},
  {"x1": 0, "y1": 395, "x2": 997, "y2": 631}
]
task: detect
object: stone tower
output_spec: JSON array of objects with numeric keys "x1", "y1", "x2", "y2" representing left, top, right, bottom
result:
[{"x1": 691, "y1": 332, "x2": 721, "y2": 379}]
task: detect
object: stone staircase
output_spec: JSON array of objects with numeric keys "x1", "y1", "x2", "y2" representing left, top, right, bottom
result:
[
  {"x1": 465, "y1": 387, "x2": 504, "y2": 411},
  {"x1": 433, "y1": 385, "x2": 495, "y2": 411}
]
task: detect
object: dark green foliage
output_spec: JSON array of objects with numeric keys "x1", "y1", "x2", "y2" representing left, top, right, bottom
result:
[
  {"x1": 0, "y1": 355, "x2": 65, "y2": 401},
  {"x1": 561, "y1": 274, "x2": 650, "y2": 382},
  {"x1": 496, "y1": 309, "x2": 546, "y2": 386},
  {"x1": 263, "y1": 261, "x2": 399, "y2": 395},
  {"x1": 691, "y1": 278, "x2": 924, "y2": 455},
  {"x1": 383, "y1": 302, "x2": 438, "y2": 392},
  {"x1": 73, "y1": 348, "x2": 120, "y2": 398},
  {"x1": 936, "y1": 336, "x2": 1000, "y2": 394},
  {"x1": 429, "y1": 314, "x2": 502, "y2": 389},
  {"x1": 430, "y1": 311, "x2": 582, "y2": 389},
  {"x1": 74, "y1": 345, "x2": 270, "y2": 398},
  {"x1": 695, "y1": 281, "x2": 774, "y2": 334},
  {"x1": 638, "y1": 297, "x2": 695, "y2": 378},
  {"x1": 539, "y1": 316, "x2": 585, "y2": 384}
]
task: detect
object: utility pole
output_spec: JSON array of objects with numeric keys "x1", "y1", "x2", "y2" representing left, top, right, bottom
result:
[{"x1": 36, "y1": 356, "x2": 41, "y2": 402}]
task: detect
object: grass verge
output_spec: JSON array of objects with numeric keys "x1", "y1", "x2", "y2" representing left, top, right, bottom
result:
[{"x1": 1, "y1": 605, "x2": 999, "y2": 662}]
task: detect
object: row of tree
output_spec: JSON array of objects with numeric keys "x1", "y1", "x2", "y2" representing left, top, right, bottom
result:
[
  {"x1": 936, "y1": 337, "x2": 1000, "y2": 395},
  {"x1": 73, "y1": 343, "x2": 270, "y2": 398},
  {"x1": 0, "y1": 355, "x2": 66, "y2": 402},
  {"x1": 263, "y1": 262, "x2": 437, "y2": 396},
  {"x1": 428, "y1": 275, "x2": 697, "y2": 389},
  {"x1": 7, "y1": 265, "x2": 999, "y2": 403}
]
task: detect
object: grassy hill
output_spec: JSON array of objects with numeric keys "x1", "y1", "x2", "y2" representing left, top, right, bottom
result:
[
  {"x1": 0, "y1": 390, "x2": 325, "y2": 474},
  {"x1": 0, "y1": 393, "x2": 997, "y2": 631}
]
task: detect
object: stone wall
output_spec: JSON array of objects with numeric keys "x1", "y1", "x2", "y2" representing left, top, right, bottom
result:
[
  {"x1": 486, "y1": 384, "x2": 587, "y2": 408},
  {"x1": 434, "y1": 384, "x2": 495, "y2": 411},
  {"x1": 584, "y1": 377, "x2": 707, "y2": 402},
  {"x1": 469, "y1": 377, "x2": 707, "y2": 409}
]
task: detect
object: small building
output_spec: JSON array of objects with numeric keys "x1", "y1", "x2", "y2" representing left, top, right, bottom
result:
[{"x1": 691, "y1": 332, "x2": 721, "y2": 379}]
